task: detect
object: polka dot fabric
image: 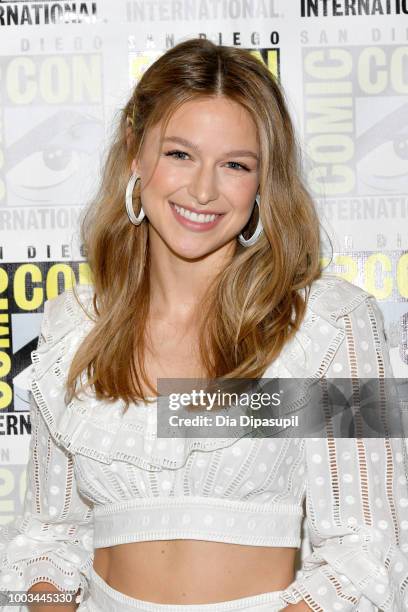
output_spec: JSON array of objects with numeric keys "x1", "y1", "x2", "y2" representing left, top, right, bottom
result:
[
  {"x1": 0, "y1": 337, "x2": 94, "y2": 610},
  {"x1": 0, "y1": 274, "x2": 407, "y2": 612}
]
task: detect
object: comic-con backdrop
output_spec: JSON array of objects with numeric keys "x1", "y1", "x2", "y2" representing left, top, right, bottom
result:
[{"x1": 0, "y1": 0, "x2": 407, "y2": 571}]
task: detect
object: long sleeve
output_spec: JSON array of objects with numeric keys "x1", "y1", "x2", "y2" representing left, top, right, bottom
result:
[
  {"x1": 0, "y1": 303, "x2": 94, "y2": 609},
  {"x1": 281, "y1": 295, "x2": 408, "y2": 611}
]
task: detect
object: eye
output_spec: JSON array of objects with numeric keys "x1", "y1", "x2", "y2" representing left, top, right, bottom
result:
[
  {"x1": 164, "y1": 150, "x2": 190, "y2": 160},
  {"x1": 164, "y1": 150, "x2": 251, "y2": 172},
  {"x1": 226, "y1": 161, "x2": 250, "y2": 172}
]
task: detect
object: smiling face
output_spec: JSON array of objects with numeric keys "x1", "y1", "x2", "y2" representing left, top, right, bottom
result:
[{"x1": 131, "y1": 95, "x2": 261, "y2": 260}]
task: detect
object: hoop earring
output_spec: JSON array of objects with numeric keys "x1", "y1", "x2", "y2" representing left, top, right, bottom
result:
[
  {"x1": 238, "y1": 194, "x2": 263, "y2": 247},
  {"x1": 125, "y1": 173, "x2": 145, "y2": 226}
]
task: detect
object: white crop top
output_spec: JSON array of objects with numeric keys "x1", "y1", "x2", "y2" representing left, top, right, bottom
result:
[{"x1": 1, "y1": 273, "x2": 408, "y2": 611}]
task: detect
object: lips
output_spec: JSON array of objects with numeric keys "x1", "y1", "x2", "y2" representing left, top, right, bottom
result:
[
  {"x1": 170, "y1": 201, "x2": 223, "y2": 217},
  {"x1": 169, "y1": 200, "x2": 224, "y2": 231}
]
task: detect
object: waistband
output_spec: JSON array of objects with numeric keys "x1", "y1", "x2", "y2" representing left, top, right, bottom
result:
[
  {"x1": 88, "y1": 567, "x2": 286, "y2": 611},
  {"x1": 93, "y1": 496, "x2": 303, "y2": 548}
]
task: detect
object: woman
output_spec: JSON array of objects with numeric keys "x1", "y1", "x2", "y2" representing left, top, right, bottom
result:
[{"x1": 0, "y1": 38, "x2": 407, "y2": 612}]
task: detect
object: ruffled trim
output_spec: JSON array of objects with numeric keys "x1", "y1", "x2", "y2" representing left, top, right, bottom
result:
[
  {"x1": 0, "y1": 521, "x2": 94, "y2": 604},
  {"x1": 30, "y1": 276, "x2": 372, "y2": 472}
]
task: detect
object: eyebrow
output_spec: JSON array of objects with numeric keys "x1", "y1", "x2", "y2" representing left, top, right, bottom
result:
[{"x1": 162, "y1": 136, "x2": 259, "y2": 161}]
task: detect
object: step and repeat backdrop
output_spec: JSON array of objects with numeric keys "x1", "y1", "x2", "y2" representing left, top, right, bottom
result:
[{"x1": 0, "y1": 0, "x2": 407, "y2": 558}]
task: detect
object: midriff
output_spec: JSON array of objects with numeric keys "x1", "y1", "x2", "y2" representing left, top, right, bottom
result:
[{"x1": 93, "y1": 541, "x2": 297, "y2": 604}]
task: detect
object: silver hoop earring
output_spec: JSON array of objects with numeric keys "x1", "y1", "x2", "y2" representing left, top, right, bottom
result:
[
  {"x1": 238, "y1": 194, "x2": 263, "y2": 247},
  {"x1": 125, "y1": 173, "x2": 145, "y2": 226}
]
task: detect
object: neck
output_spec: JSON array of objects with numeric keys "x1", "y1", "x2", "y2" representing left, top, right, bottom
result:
[{"x1": 147, "y1": 226, "x2": 236, "y2": 323}]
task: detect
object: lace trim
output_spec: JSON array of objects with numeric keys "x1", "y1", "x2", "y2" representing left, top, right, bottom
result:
[{"x1": 93, "y1": 495, "x2": 303, "y2": 516}]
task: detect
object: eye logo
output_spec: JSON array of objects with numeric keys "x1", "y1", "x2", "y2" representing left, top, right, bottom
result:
[
  {"x1": 5, "y1": 110, "x2": 104, "y2": 206},
  {"x1": 302, "y1": 45, "x2": 408, "y2": 198},
  {"x1": 0, "y1": 52, "x2": 104, "y2": 222}
]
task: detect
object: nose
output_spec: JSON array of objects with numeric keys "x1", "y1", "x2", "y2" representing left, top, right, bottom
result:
[{"x1": 187, "y1": 163, "x2": 219, "y2": 206}]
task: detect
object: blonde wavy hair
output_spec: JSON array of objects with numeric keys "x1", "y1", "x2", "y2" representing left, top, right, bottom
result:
[{"x1": 66, "y1": 37, "x2": 324, "y2": 411}]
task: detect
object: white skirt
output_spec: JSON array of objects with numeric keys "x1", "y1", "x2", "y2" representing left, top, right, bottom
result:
[{"x1": 78, "y1": 567, "x2": 287, "y2": 612}]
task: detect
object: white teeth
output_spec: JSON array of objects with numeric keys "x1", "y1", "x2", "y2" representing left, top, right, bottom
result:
[{"x1": 173, "y1": 203, "x2": 219, "y2": 224}]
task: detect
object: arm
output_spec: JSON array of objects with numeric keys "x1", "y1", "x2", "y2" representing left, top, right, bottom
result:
[
  {"x1": 280, "y1": 295, "x2": 408, "y2": 611},
  {"x1": 0, "y1": 300, "x2": 94, "y2": 611},
  {"x1": 27, "y1": 581, "x2": 77, "y2": 612}
]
